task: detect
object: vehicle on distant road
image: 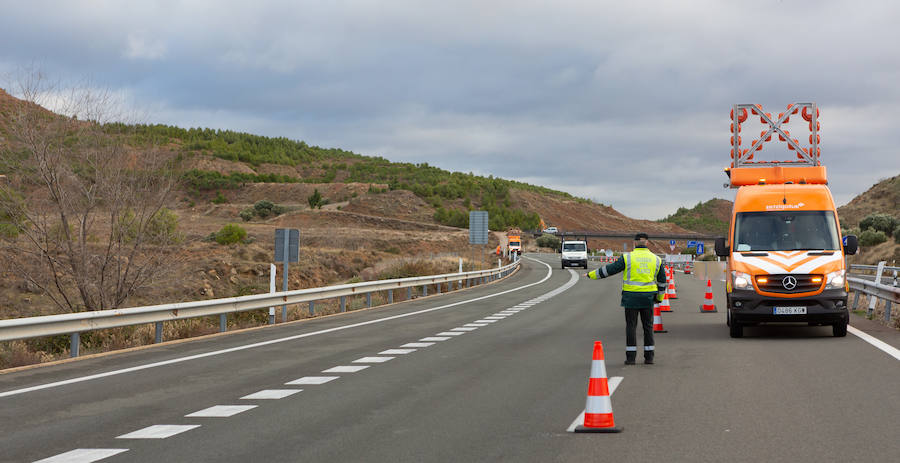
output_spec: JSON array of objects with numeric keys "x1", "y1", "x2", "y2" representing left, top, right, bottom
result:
[
  {"x1": 507, "y1": 228, "x2": 522, "y2": 256},
  {"x1": 542, "y1": 226, "x2": 558, "y2": 234},
  {"x1": 560, "y1": 239, "x2": 588, "y2": 269}
]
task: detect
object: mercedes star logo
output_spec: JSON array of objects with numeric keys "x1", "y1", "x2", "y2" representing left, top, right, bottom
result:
[{"x1": 782, "y1": 275, "x2": 798, "y2": 290}]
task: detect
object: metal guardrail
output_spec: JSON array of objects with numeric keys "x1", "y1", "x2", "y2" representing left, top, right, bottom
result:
[
  {"x1": 848, "y1": 262, "x2": 900, "y2": 322},
  {"x1": 0, "y1": 260, "x2": 521, "y2": 357}
]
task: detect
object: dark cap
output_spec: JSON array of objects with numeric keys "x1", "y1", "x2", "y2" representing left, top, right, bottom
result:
[{"x1": 634, "y1": 233, "x2": 649, "y2": 241}]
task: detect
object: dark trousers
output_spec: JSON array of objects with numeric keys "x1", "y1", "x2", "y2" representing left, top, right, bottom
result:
[{"x1": 625, "y1": 307, "x2": 654, "y2": 356}]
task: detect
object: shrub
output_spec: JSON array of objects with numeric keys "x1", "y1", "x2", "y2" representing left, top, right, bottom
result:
[
  {"x1": 214, "y1": 223, "x2": 247, "y2": 245},
  {"x1": 859, "y1": 213, "x2": 898, "y2": 236},
  {"x1": 211, "y1": 191, "x2": 228, "y2": 204},
  {"x1": 308, "y1": 189, "x2": 323, "y2": 209},
  {"x1": 536, "y1": 233, "x2": 560, "y2": 249},
  {"x1": 895, "y1": 224, "x2": 900, "y2": 244},
  {"x1": 858, "y1": 228, "x2": 888, "y2": 247},
  {"x1": 145, "y1": 208, "x2": 182, "y2": 244},
  {"x1": 239, "y1": 208, "x2": 255, "y2": 222}
]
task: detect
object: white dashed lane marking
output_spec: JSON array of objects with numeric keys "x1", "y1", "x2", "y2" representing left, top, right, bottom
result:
[
  {"x1": 436, "y1": 331, "x2": 465, "y2": 336},
  {"x1": 323, "y1": 365, "x2": 369, "y2": 373},
  {"x1": 380, "y1": 348, "x2": 416, "y2": 355},
  {"x1": 450, "y1": 327, "x2": 478, "y2": 331},
  {"x1": 185, "y1": 405, "x2": 257, "y2": 417},
  {"x1": 286, "y1": 376, "x2": 339, "y2": 385},
  {"x1": 240, "y1": 389, "x2": 302, "y2": 400},
  {"x1": 400, "y1": 342, "x2": 434, "y2": 348},
  {"x1": 116, "y1": 425, "x2": 200, "y2": 439},
  {"x1": 33, "y1": 448, "x2": 129, "y2": 463},
  {"x1": 353, "y1": 356, "x2": 394, "y2": 363},
  {"x1": 474, "y1": 319, "x2": 498, "y2": 323},
  {"x1": 420, "y1": 336, "x2": 451, "y2": 341},
  {"x1": 464, "y1": 323, "x2": 488, "y2": 327}
]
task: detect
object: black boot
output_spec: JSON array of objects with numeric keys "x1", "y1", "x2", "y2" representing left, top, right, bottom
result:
[
  {"x1": 644, "y1": 351, "x2": 654, "y2": 365},
  {"x1": 625, "y1": 351, "x2": 636, "y2": 365}
]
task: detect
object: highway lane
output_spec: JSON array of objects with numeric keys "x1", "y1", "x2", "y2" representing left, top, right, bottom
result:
[{"x1": 2, "y1": 254, "x2": 899, "y2": 462}]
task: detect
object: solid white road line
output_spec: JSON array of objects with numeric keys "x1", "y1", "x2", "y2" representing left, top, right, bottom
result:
[
  {"x1": 33, "y1": 448, "x2": 129, "y2": 463},
  {"x1": 185, "y1": 405, "x2": 257, "y2": 417},
  {"x1": 353, "y1": 356, "x2": 394, "y2": 363},
  {"x1": 420, "y1": 336, "x2": 451, "y2": 341},
  {"x1": 0, "y1": 258, "x2": 555, "y2": 399},
  {"x1": 849, "y1": 326, "x2": 900, "y2": 361},
  {"x1": 116, "y1": 425, "x2": 200, "y2": 439},
  {"x1": 285, "y1": 376, "x2": 339, "y2": 385},
  {"x1": 323, "y1": 365, "x2": 369, "y2": 373},
  {"x1": 400, "y1": 342, "x2": 434, "y2": 348},
  {"x1": 379, "y1": 349, "x2": 416, "y2": 355},
  {"x1": 240, "y1": 389, "x2": 302, "y2": 400},
  {"x1": 566, "y1": 376, "x2": 624, "y2": 433}
]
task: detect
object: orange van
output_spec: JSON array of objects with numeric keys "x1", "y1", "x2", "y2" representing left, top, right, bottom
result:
[{"x1": 714, "y1": 103, "x2": 858, "y2": 338}]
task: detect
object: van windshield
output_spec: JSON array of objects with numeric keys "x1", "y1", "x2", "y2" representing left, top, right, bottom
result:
[
  {"x1": 733, "y1": 211, "x2": 840, "y2": 252},
  {"x1": 563, "y1": 243, "x2": 586, "y2": 252}
]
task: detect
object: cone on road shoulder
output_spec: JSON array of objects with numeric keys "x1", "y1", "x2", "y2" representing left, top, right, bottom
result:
[
  {"x1": 574, "y1": 341, "x2": 622, "y2": 433},
  {"x1": 653, "y1": 304, "x2": 668, "y2": 333},
  {"x1": 666, "y1": 277, "x2": 678, "y2": 299},
  {"x1": 700, "y1": 279, "x2": 718, "y2": 313}
]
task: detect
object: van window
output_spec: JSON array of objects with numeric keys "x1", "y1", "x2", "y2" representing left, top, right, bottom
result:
[
  {"x1": 734, "y1": 211, "x2": 840, "y2": 251},
  {"x1": 509, "y1": 241, "x2": 521, "y2": 247},
  {"x1": 563, "y1": 243, "x2": 586, "y2": 252}
]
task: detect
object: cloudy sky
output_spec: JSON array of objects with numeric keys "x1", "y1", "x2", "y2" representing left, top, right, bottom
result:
[{"x1": 2, "y1": 0, "x2": 899, "y2": 219}]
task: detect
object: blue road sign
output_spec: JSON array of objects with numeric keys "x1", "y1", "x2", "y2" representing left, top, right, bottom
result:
[
  {"x1": 669, "y1": 239, "x2": 676, "y2": 246},
  {"x1": 687, "y1": 240, "x2": 699, "y2": 248},
  {"x1": 842, "y1": 236, "x2": 848, "y2": 246},
  {"x1": 696, "y1": 243, "x2": 704, "y2": 255}
]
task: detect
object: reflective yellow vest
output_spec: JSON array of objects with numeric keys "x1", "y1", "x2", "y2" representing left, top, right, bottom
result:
[{"x1": 622, "y1": 247, "x2": 662, "y2": 293}]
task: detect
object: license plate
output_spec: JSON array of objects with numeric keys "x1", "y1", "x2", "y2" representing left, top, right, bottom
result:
[{"x1": 773, "y1": 306, "x2": 807, "y2": 315}]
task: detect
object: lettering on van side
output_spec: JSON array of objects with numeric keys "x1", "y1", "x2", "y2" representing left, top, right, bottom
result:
[{"x1": 765, "y1": 202, "x2": 806, "y2": 210}]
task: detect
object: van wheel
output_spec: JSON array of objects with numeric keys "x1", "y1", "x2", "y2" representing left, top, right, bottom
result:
[
  {"x1": 726, "y1": 309, "x2": 731, "y2": 327},
  {"x1": 832, "y1": 320, "x2": 848, "y2": 337},
  {"x1": 729, "y1": 316, "x2": 743, "y2": 338}
]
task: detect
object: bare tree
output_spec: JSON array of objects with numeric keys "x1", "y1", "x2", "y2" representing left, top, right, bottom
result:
[{"x1": 0, "y1": 70, "x2": 182, "y2": 312}]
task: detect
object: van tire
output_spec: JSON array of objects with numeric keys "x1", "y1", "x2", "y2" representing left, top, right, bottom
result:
[
  {"x1": 729, "y1": 316, "x2": 743, "y2": 338},
  {"x1": 832, "y1": 320, "x2": 848, "y2": 337}
]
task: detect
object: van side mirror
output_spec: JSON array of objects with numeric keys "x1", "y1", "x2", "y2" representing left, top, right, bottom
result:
[
  {"x1": 843, "y1": 235, "x2": 858, "y2": 255},
  {"x1": 715, "y1": 237, "x2": 729, "y2": 257}
]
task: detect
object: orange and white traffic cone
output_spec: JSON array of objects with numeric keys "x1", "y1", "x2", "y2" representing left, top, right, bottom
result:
[
  {"x1": 653, "y1": 304, "x2": 667, "y2": 333},
  {"x1": 659, "y1": 293, "x2": 673, "y2": 312},
  {"x1": 574, "y1": 341, "x2": 622, "y2": 433},
  {"x1": 666, "y1": 277, "x2": 678, "y2": 299},
  {"x1": 700, "y1": 279, "x2": 718, "y2": 313}
]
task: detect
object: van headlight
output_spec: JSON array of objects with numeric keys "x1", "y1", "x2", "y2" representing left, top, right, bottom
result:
[
  {"x1": 825, "y1": 270, "x2": 845, "y2": 289},
  {"x1": 732, "y1": 271, "x2": 752, "y2": 290}
]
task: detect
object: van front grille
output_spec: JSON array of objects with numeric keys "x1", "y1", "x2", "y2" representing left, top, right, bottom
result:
[{"x1": 755, "y1": 274, "x2": 823, "y2": 293}]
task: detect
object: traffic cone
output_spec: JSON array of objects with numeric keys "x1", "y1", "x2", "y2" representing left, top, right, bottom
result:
[
  {"x1": 700, "y1": 279, "x2": 718, "y2": 313},
  {"x1": 659, "y1": 293, "x2": 673, "y2": 312},
  {"x1": 653, "y1": 304, "x2": 667, "y2": 333},
  {"x1": 574, "y1": 341, "x2": 622, "y2": 433},
  {"x1": 666, "y1": 277, "x2": 678, "y2": 299}
]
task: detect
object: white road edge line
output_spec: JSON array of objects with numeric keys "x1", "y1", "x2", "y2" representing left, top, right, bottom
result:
[
  {"x1": 566, "y1": 376, "x2": 623, "y2": 433},
  {"x1": 848, "y1": 326, "x2": 900, "y2": 361},
  {"x1": 1, "y1": 258, "x2": 556, "y2": 398}
]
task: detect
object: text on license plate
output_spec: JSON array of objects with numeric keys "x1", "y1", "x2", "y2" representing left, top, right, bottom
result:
[{"x1": 773, "y1": 306, "x2": 807, "y2": 315}]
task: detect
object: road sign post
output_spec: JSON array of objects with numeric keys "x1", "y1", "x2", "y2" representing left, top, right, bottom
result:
[{"x1": 275, "y1": 229, "x2": 300, "y2": 323}]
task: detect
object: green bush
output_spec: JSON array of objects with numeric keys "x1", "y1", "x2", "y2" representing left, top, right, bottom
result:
[
  {"x1": 253, "y1": 200, "x2": 285, "y2": 218},
  {"x1": 536, "y1": 234, "x2": 560, "y2": 249},
  {"x1": 894, "y1": 225, "x2": 900, "y2": 244},
  {"x1": 211, "y1": 191, "x2": 228, "y2": 204},
  {"x1": 308, "y1": 189, "x2": 323, "y2": 209},
  {"x1": 858, "y1": 228, "x2": 888, "y2": 247},
  {"x1": 146, "y1": 208, "x2": 182, "y2": 244},
  {"x1": 859, "y1": 213, "x2": 898, "y2": 236},
  {"x1": 239, "y1": 209, "x2": 255, "y2": 222},
  {"x1": 214, "y1": 223, "x2": 247, "y2": 245}
]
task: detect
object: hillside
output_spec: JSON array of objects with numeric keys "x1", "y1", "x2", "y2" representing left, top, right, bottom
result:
[
  {"x1": 658, "y1": 198, "x2": 732, "y2": 236},
  {"x1": 836, "y1": 174, "x2": 900, "y2": 230}
]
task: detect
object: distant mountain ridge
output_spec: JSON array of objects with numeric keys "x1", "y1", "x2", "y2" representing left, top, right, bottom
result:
[{"x1": 658, "y1": 198, "x2": 732, "y2": 236}]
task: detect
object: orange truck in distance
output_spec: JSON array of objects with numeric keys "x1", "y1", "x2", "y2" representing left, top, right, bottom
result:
[
  {"x1": 507, "y1": 228, "x2": 522, "y2": 256},
  {"x1": 714, "y1": 103, "x2": 858, "y2": 338}
]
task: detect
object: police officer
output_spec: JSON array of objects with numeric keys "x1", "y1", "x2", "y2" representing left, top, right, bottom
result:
[{"x1": 584, "y1": 233, "x2": 667, "y2": 365}]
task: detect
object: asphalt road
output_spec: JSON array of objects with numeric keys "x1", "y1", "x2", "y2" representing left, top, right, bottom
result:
[{"x1": 2, "y1": 254, "x2": 898, "y2": 462}]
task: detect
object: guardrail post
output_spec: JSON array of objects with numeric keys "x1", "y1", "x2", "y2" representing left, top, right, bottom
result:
[
  {"x1": 309, "y1": 301, "x2": 315, "y2": 316},
  {"x1": 422, "y1": 285, "x2": 428, "y2": 297},
  {"x1": 886, "y1": 270, "x2": 898, "y2": 323},
  {"x1": 366, "y1": 292, "x2": 372, "y2": 308},
  {"x1": 407, "y1": 287, "x2": 412, "y2": 300},
  {"x1": 155, "y1": 322, "x2": 163, "y2": 343},
  {"x1": 269, "y1": 263, "x2": 276, "y2": 325},
  {"x1": 852, "y1": 291, "x2": 860, "y2": 310},
  {"x1": 219, "y1": 314, "x2": 227, "y2": 332},
  {"x1": 436, "y1": 283, "x2": 441, "y2": 295},
  {"x1": 70, "y1": 332, "x2": 79, "y2": 358},
  {"x1": 868, "y1": 261, "x2": 886, "y2": 317},
  {"x1": 340, "y1": 296, "x2": 346, "y2": 312},
  {"x1": 388, "y1": 290, "x2": 393, "y2": 304}
]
